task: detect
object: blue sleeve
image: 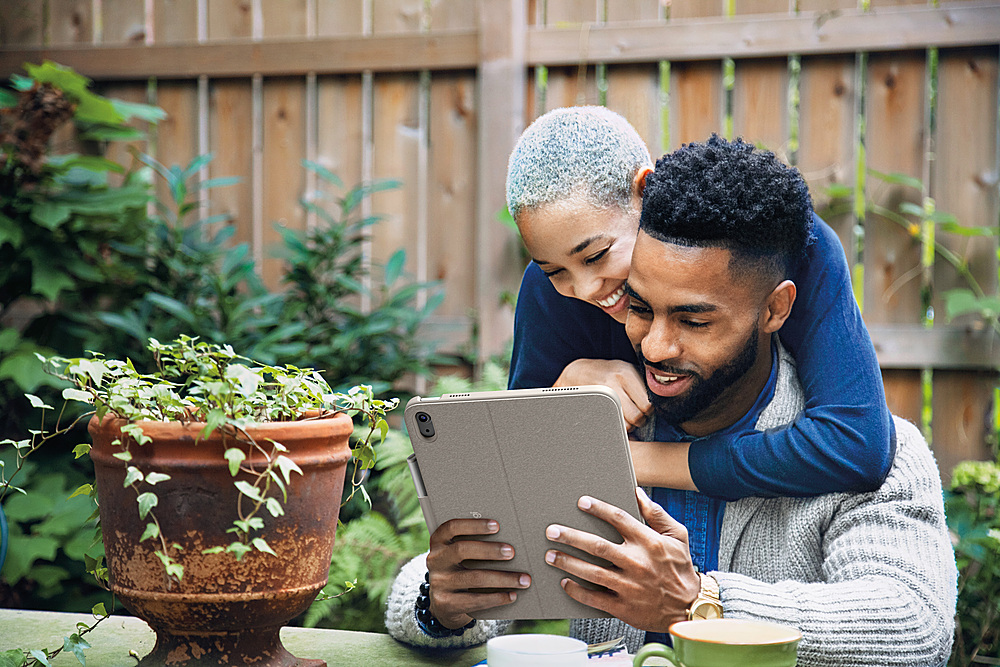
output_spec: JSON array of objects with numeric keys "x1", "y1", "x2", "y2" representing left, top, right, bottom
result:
[
  {"x1": 508, "y1": 262, "x2": 637, "y2": 390},
  {"x1": 688, "y1": 215, "x2": 895, "y2": 500}
]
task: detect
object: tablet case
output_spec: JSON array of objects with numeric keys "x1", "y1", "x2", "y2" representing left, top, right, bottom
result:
[{"x1": 404, "y1": 385, "x2": 641, "y2": 620}]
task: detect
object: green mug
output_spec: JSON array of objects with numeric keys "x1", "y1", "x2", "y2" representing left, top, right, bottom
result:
[{"x1": 633, "y1": 619, "x2": 801, "y2": 667}]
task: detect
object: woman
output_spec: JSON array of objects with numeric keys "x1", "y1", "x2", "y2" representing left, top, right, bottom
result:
[{"x1": 385, "y1": 107, "x2": 893, "y2": 647}]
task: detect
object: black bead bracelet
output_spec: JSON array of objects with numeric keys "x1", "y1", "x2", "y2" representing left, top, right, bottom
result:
[{"x1": 415, "y1": 571, "x2": 476, "y2": 638}]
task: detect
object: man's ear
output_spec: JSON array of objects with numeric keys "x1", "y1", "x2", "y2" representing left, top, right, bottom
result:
[
  {"x1": 761, "y1": 280, "x2": 796, "y2": 333},
  {"x1": 633, "y1": 166, "x2": 653, "y2": 198}
]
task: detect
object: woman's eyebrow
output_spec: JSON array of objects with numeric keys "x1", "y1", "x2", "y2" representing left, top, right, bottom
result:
[{"x1": 569, "y1": 234, "x2": 605, "y2": 255}]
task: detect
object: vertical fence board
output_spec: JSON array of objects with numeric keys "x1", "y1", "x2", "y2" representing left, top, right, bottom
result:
[
  {"x1": 261, "y1": 78, "x2": 307, "y2": 289},
  {"x1": 373, "y1": 0, "x2": 425, "y2": 34},
  {"x1": 606, "y1": 0, "x2": 661, "y2": 22},
  {"x1": 102, "y1": 0, "x2": 148, "y2": 44},
  {"x1": 153, "y1": 0, "x2": 199, "y2": 43},
  {"x1": 931, "y1": 45, "x2": 1000, "y2": 474},
  {"x1": 732, "y1": 58, "x2": 788, "y2": 157},
  {"x1": 154, "y1": 82, "x2": 200, "y2": 202},
  {"x1": 670, "y1": 0, "x2": 724, "y2": 20},
  {"x1": 316, "y1": 76, "x2": 365, "y2": 195},
  {"x1": 209, "y1": 80, "x2": 255, "y2": 250},
  {"x1": 317, "y1": 0, "x2": 365, "y2": 35},
  {"x1": 799, "y1": 55, "x2": 856, "y2": 252},
  {"x1": 672, "y1": 61, "x2": 723, "y2": 147},
  {"x1": 47, "y1": 0, "x2": 94, "y2": 46},
  {"x1": 606, "y1": 65, "x2": 660, "y2": 158},
  {"x1": 428, "y1": 0, "x2": 478, "y2": 30},
  {"x1": 207, "y1": 0, "x2": 253, "y2": 39},
  {"x1": 371, "y1": 74, "x2": 421, "y2": 271},
  {"x1": 261, "y1": 0, "x2": 308, "y2": 37},
  {"x1": 545, "y1": 0, "x2": 598, "y2": 26},
  {"x1": 797, "y1": 0, "x2": 856, "y2": 10},
  {"x1": 0, "y1": 1, "x2": 44, "y2": 47},
  {"x1": 735, "y1": 0, "x2": 789, "y2": 14},
  {"x1": 864, "y1": 51, "x2": 927, "y2": 426},
  {"x1": 428, "y1": 73, "x2": 478, "y2": 323},
  {"x1": 544, "y1": 65, "x2": 599, "y2": 109}
]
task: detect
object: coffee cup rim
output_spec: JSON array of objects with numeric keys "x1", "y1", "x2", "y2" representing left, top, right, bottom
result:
[{"x1": 668, "y1": 618, "x2": 802, "y2": 646}]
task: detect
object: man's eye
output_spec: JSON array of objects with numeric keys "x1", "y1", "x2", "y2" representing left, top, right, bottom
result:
[
  {"x1": 585, "y1": 248, "x2": 609, "y2": 264},
  {"x1": 682, "y1": 320, "x2": 709, "y2": 328}
]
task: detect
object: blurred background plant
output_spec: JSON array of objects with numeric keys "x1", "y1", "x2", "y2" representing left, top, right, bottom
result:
[{"x1": 0, "y1": 62, "x2": 446, "y2": 618}]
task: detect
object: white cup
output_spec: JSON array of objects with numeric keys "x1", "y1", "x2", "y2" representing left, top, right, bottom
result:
[{"x1": 486, "y1": 634, "x2": 588, "y2": 667}]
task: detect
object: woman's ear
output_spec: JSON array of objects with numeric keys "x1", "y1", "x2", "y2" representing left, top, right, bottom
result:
[
  {"x1": 633, "y1": 166, "x2": 653, "y2": 198},
  {"x1": 762, "y1": 280, "x2": 797, "y2": 334}
]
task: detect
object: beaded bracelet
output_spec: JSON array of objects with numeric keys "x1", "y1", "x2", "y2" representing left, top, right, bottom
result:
[{"x1": 415, "y1": 571, "x2": 476, "y2": 638}]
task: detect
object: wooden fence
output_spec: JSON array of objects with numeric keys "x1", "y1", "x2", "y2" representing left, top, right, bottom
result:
[{"x1": 1, "y1": 0, "x2": 999, "y2": 480}]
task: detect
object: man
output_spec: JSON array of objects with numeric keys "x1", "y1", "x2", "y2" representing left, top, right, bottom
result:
[{"x1": 386, "y1": 136, "x2": 956, "y2": 666}]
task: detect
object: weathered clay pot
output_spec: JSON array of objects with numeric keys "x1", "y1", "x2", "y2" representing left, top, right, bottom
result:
[{"x1": 89, "y1": 413, "x2": 353, "y2": 667}]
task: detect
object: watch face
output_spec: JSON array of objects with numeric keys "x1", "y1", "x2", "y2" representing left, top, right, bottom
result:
[{"x1": 692, "y1": 600, "x2": 723, "y2": 620}]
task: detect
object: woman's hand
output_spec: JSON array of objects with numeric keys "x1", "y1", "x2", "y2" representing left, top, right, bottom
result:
[
  {"x1": 425, "y1": 518, "x2": 531, "y2": 629},
  {"x1": 555, "y1": 358, "x2": 652, "y2": 431}
]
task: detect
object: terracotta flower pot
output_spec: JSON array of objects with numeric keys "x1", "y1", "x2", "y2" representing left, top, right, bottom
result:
[{"x1": 88, "y1": 412, "x2": 353, "y2": 667}]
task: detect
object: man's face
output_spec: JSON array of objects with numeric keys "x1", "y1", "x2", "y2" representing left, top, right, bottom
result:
[{"x1": 624, "y1": 231, "x2": 775, "y2": 436}]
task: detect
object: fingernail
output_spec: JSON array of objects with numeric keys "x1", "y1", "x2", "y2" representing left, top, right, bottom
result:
[
  {"x1": 579, "y1": 496, "x2": 592, "y2": 510},
  {"x1": 560, "y1": 578, "x2": 570, "y2": 589},
  {"x1": 487, "y1": 520, "x2": 499, "y2": 532},
  {"x1": 509, "y1": 591, "x2": 517, "y2": 602},
  {"x1": 546, "y1": 525, "x2": 560, "y2": 540},
  {"x1": 545, "y1": 551, "x2": 556, "y2": 564},
  {"x1": 519, "y1": 574, "x2": 531, "y2": 587},
  {"x1": 500, "y1": 545, "x2": 513, "y2": 558}
]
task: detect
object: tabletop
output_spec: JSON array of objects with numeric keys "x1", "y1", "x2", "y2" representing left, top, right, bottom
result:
[{"x1": 0, "y1": 609, "x2": 487, "y2": 666}]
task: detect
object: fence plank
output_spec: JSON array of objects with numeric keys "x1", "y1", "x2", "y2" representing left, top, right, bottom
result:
[
  {"x1": 607, "y1": 0, "x2": 662, "y2": 22},
  {"x1": 670, "y1": 0, "x2": 724, "y2": 20},
  {"x1": 207, "y1": 0, "x2": 253, "y2": 39},
  {"x1": 373, "y1": 0, "x2": 426, "y2": 34},
  {"x1": 428, "y1": 72, "x2": 477, "y2": 342},
  {"x1": 153, "y1": 0, "x2": 199, "y2": 44},
  {"x1": 0, "y1": 1, "x2": 44, "y2": 47},
  {"x1": 261, "y1": 78, "x2": 307, "y2": 290},
  {"x1": 545, "y1": 0, "x2": 598, "y2": 26},
  {"x1": 261, "y1": 0, "x2": 308, "y2": 38},
  {"x1": 154, "y1": 81, "x2": 200, "y2": 201},
  {"x1": 932, "y1": 370, "x2": 996, "y2": 481},
  {"x1": 209, "y1": 79, "x2": 255, "y2": 252},
  {"x1": 47, "y1": 0, "x2": 94, "y2": 46},
  {"x1": 101, "y1": 0, "x2": 148, "y2": 44},
  {"x1": 428, "y1": 0, "x2": 478, "y2": 30},
  {"x1": 732, "y1": 57, "x2": 788, "y2": 157},
  {"x1": 672, "y1": 61, "x2": 723, "y2": 146},
  {"x1": 606, "y1": 65, "x2": 660, "y2": 158},
  {"x1": 799, "y1": 55, "x2": 856, "y2": 251}
]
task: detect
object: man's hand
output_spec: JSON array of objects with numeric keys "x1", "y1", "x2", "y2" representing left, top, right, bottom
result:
[
  {"x1": 554, "y1": 359, "x2": 652, "y2": 431},
  {"x1": 425, "y1": 518, "x2": 531, "y2": 629},
  {"x1": 542, "y1": 487, "x2": 701, "y2": 632}
]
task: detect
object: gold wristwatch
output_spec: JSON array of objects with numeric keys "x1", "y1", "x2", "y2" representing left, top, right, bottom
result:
[{"x1": 687, "y1": 573, "x2": 723, "y2": 620}]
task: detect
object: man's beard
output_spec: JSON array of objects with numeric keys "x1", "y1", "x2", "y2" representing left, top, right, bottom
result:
[{"x1": 637, "y1": 322, "x2": 760, "y2": 426}]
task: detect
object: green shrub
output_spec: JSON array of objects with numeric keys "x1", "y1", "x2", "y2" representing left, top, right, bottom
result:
[{"x1": 947, "y1": 459, "x2": 1000, "y2": 665}]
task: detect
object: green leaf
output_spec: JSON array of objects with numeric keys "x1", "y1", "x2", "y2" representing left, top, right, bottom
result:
[
  {"x1": 201, "y1": 546, "x2": 225, "y2": 555},
  {"x1": 274, "y1": 455, "x2": 303, "y2": 485},
  {"x1": 252, "y1": 537, "x2": 277, "y2": 556},
  {"x1": 234, "y1": 480, "x2": 264, "y2": 502},
  {"x1": 62, "y1": 388, "x2": 93, "y2": 403},
  {"x1": 136, "y1": 492, "x2": 158, "y2": 519},
  {"x1": 72, "y1": 444, "x2": 92, "y2": 459},
  {"x1": 112, "y1": 451, "x2": 133, "y2": 462},
  {"x1": 31, "y1": 264, "x2": 75, "y2": 301},
  {"x1": 226, "y1": 542, "x2": 253, "y2": 561},
  {"x1": 92, "y1": 602, "x2": 108, "y2": 618},
  {"x1": 110, "y1": 97, "x2": 167, "y2": 123},
  {"x1": 145, "y1": 472, "x2": 171, "y2": 485},
  {"x1": 384, "y1": 249, "x2": 406, "y2": 287},
  {"x1": 28, "y1": 650, "x2": 49, "y2": 666},
  {"x1": 139, "y1": 522, "x2": 159, "y2": 542},
  {"x1": 25, "y1": 394, "x2": 53, "y2": 410},
  {"x1": 265, "y1": 497, "x2": 284, "y2": 517},
  {"x1": 68, "y1": 484, "x2": 93, "y2": 500},
  {"x1": 124, "y1": 466, "x2": 144, "y2": 487},
  {"x1": 0, "y1": 649, "x2": 27, "y2": 667},
  {"x1": 868, "y1": 168, "x2": 923, "y2": 191},
  {"x1": 303, "y1": 159, "x2": 344, "y2": 187},
  {"x1": 224, "y1": 448, "x2": 246, "y2": 477},
  {"x1": 30, "y1": 202, "x2": 72, "y2": 229},
  {"x1": 62, "y1": 632, "x2": 91, "y2": 666}
]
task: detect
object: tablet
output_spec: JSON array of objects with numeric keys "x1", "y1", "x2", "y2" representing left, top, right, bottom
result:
[{"x1": 403, "y1": 385, "x2": 641, "y2": 620}]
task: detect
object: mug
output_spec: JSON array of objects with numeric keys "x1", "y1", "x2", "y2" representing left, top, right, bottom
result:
[
  {"x1": 487, "y1": 634, "x2": 587, "y2": 667},
  {"x1": 633, "y1": 618, "x2": 801, "y2": 667}
]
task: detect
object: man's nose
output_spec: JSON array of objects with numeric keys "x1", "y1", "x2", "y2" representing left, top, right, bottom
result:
[{"x1": 641, "y1": 321, "x2": 682, "y2": 363}]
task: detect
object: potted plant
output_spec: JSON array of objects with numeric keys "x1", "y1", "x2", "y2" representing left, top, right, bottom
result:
[{"x1": 1, "y1": 335, "x2": 396, "y2": 667}]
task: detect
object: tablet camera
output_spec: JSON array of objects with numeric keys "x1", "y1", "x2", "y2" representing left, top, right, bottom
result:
[{"x1": 415, "y1": 412, "x2": 435, "y2": 437}]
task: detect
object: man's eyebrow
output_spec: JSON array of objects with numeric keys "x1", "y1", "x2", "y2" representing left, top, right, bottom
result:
[{"x1": 624, "y1": 283, "x2": 717, "y2": 314}]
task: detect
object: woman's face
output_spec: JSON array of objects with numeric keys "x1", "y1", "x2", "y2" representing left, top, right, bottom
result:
[{"x1": 517, "y1": 193, "x2": 641, "y2": 323}]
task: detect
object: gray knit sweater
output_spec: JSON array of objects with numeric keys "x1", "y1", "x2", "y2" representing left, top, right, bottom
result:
[{"x1": 385, "y1": 345, "x2": 958, "y2": 665}]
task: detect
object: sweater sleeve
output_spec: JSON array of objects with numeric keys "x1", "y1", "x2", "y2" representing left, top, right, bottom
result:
[
  {"x1": 384, "y1": 552, "x2": 512, "y2": 648},
  {"x1": 712, "y1": 418, "x2": 957, "y2": 667},
  {"x1": 690, "y1": 215, "x2": 895, "y2": 500}
]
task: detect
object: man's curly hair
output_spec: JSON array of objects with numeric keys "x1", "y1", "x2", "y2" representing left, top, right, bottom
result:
[{"x1": 639, "y1": 135, "x2": 813, "y2": 285}]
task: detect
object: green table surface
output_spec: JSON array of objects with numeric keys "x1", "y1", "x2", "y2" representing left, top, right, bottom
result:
[{"x1": 0, "y1": 609, "x2": 487, "y2": 666}]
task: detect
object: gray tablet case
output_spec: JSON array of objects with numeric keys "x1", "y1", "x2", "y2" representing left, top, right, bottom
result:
[{"x1": 403, "y1": 385, "x2": 641, "y2": 620}]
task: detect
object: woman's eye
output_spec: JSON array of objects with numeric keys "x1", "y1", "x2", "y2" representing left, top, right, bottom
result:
[
  {"x1": 585, "y1": 248, "x2": 609, "y2": 264},
  {"x1": 628, "y1": 303, "x2": 652, "y2": 316},
  {"x1": 542, "y1": 267, "x2": 564, "y2": 278}
]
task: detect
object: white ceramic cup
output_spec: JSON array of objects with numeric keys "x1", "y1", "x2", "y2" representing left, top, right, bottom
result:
[{"x1": 486, "y1": 634, "x2": 588, "y2": 667}]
